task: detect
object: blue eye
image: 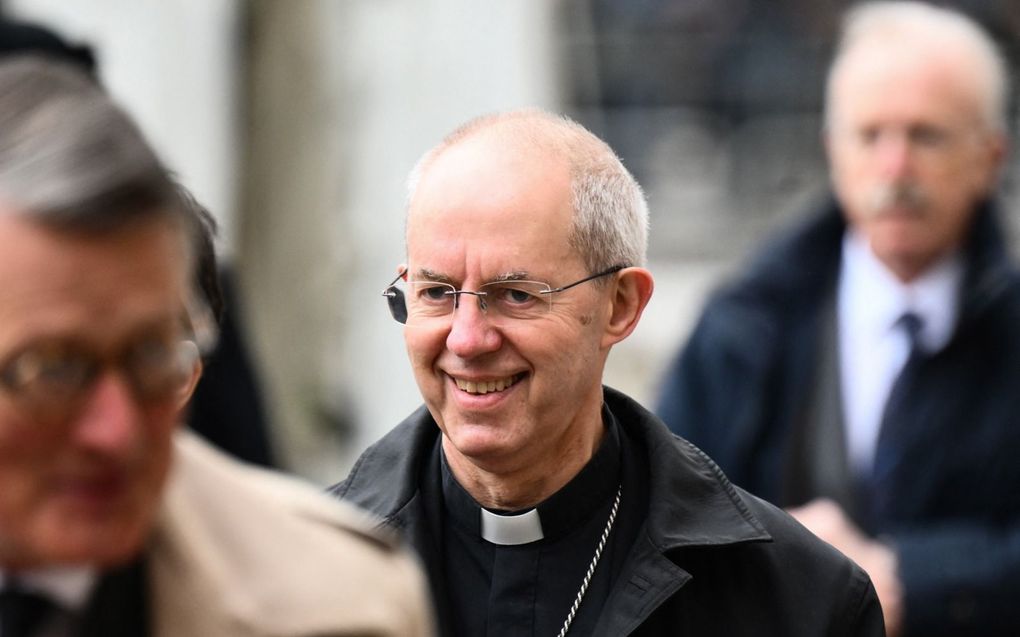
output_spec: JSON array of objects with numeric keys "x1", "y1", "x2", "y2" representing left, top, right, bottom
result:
[
  {"x1": 483, "y1": 282, "x2": 549, "y2": 311},
  {"x1": 504, "y1": 286, "x2": 538, "y2": 304},
  {"x1": 422, "y1": 286, "x2": 448, "y2": 301},
  {"x1": 409, "y1": 282, "x2": 456, "y2": 307}
]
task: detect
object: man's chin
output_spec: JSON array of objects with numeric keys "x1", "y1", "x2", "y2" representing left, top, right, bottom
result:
[
  {"x1": 29, "y1": 517, "x2": 151, "y2": 568},
  {"x1": 442, "y1": 425, "x2": 521, "y2": 467},
  {"x1": 871, "y1": 239, "x2": 942, "y2": 281}
]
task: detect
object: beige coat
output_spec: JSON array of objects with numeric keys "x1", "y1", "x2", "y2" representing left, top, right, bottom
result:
[{"x1": 148, "y1": 431, "x2": 433, "y2": 636}]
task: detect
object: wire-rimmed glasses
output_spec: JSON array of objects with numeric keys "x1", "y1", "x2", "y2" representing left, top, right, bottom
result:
[
  {"x1": 0, "y1": 296, "x2": 217, "y2": 426},
  {"x1": 0, "y1": 331, "x2": 200, "y2": 425},
  {"x1": 382, "y1": 264, "x2": 627, "y2": 325}
]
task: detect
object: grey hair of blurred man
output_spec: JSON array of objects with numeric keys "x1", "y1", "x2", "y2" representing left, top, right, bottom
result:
[
  {"x1": 405, "y1": 108, "x2": 650, "y2": 274},
  {"x1": 824, "y1": 1, "x2": 1010, "y2": 134},
  {"x1": 0, "y1": 54, "x2": 213, "y2": 343},
  {"x1": 0, "y1": 56, "x2": 194, "y2": 240}
]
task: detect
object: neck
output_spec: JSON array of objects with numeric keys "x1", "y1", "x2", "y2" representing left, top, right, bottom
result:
[
  {"x1": 443, "y1": 414, "x2": 606, "y2": 511},
  {"x1": 885, "y1": 257, "x2": 930, "y2": 284},
  {"x1": 868, "y1": 239, "x2": 962, "y2": 285}
]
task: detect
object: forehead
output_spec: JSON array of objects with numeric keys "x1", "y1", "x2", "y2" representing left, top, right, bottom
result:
[
  {"x1": 0, "y1": 213, "x2": 188, "y2": 350},
  {"x1": 831, "y1": 41, "x2": 983, "y2": 127},
  {"x1": 406, "y1": 133, "x2": 578, "y2": 276}
]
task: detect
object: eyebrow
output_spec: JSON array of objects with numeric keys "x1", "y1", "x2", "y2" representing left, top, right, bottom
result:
[
  {"x1": 410, "y1": 268, "x2": 536, "y2": 285},
  {"x1": 490, "y1": 270, "x2": 532, "y2": 283},
  {"x1": 412, "y1": 268, "x2": 454, "y2": 284}
]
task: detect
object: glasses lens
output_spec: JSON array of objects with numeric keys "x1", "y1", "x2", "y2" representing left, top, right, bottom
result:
[
  {"x1": 126, "y1": 337, "x2": 198, "y2": 401},
  {"x1": 406, "y1": 281, "x2": 457, "y2": 322},
  {"x1": 384, "y1": 286, "x2": 408, "y2": 324},
  {"x1": 0, "y1": 331, "x2": 199, "y2": 424},
  {"x1": 478, "y1": 281, "x2": 552, "y2": 321},
  {"x1": 1, "y1": 343, "x2": 93, "y2": 406}
]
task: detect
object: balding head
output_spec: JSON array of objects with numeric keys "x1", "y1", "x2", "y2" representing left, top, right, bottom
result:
[{"x1": 407, "y1": 109, "x2": 649, "y2": 273}]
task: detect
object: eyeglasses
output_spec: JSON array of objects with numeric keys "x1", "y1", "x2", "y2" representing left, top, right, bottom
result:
[
  {"x1": 0, "y1": 328, "x2": 201, "y2": 425},
  {"x1": 382, "y1": 264, "x2": 627, "y2": 325}
]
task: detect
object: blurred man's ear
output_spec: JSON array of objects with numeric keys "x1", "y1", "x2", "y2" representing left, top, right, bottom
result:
[
  {"x1": 601, "y1": 267, "x2": 654, "y2": 349},
  {"x1": 986, "y1": 131, "x2": 1008, "y2": 183},
  {"x1": 177, "y1": 357, "x2": 204, "y2": 411}
]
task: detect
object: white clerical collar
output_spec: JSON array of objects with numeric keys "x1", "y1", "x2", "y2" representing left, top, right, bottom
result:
[
  {"x1": 841, "y1": 230, "x2": 962, "y2": 353},
  {"x1": 0, "y1": 565, "x2": 96, "y2": 610},
  {"x1": 480, "y1": 507, "x2": 544, "y2": 545}
]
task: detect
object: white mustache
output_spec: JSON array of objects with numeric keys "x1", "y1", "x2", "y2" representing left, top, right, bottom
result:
[{"x1": 866, "y1": 182, "x2": 929, "y2": 218}]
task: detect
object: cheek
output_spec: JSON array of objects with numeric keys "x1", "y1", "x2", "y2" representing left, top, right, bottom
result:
[
  {"x1": 534, "y1": 320, "x2": 601, "y2": 382},
  {"x1": 0, "y1": 442, "x2": 47, "y2": 527},
  {"x1": 0, "y1": 423, "x2": 58, "y2": 492},
  {"x1": 404, "y1": 326, "x2": 445, "y2": 368},
  {"x1": 139, "y1": 406, "x2": 178, "y2": 474}
]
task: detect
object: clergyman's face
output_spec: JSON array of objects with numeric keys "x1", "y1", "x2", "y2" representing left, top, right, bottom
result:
[
  {"x1": 0, "y1": 213, "x2": 189, "y2": 569},
  {"x1": 826, "y1": 43, "x2": 1005, "y2": 280},
  {"x1": 402, "y1": 133, "x2": 612, "y2": 479}
]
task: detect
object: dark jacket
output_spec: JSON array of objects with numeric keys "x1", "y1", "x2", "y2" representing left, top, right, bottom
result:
[
  {"x1": 331, "y1": 387, "x2": 885, "y2": 636},
  {"x1": 656, "y1": 197, "x2": 1020, "y2": 635}
]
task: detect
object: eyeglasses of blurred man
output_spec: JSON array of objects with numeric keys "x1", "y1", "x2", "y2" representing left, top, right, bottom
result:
[{"x1": 0, "y1": 323, "x2": 206, "y2": 425}]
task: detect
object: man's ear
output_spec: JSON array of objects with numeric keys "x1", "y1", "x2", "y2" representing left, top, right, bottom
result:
[
  {"x1": 176, "y1": 356, "x2": 204, "y2": 411},
  {"x1": 983, "y1": 131, "x2": 1009, "y2": 188},
  {"x1": 601, "y1": 267, "x2": 654, "y2": 348}
]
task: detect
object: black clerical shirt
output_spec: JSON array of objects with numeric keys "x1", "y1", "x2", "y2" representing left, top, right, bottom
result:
[{"x1": 439, "y1": 413, "x2": 640, "y2": 637}]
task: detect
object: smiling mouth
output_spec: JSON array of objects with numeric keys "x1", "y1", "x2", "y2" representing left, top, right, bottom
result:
[{"x1": 453, "y1": 373, "x2": 523, "y2": 395}]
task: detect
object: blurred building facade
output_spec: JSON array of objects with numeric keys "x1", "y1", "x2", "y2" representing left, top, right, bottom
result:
[{"x1": 7, "y1": 0, "x2": 1018, "y2": 481}]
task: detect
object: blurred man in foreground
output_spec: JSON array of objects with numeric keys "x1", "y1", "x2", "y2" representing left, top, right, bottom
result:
[
  {"x1": 657, "y1": 2, "x2": 1020, "y2": 634},
  {"x1": 0, "y1": 56, "x2": 431, "y2": 636},
  {"x1": 332, "y1": 109, "x2": 884, "y2": 635}
]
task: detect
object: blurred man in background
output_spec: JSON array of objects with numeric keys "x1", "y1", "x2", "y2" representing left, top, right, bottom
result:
[
  {"x1": 333, "y1": 108, "x2": 883, "y2": 635},
  {"x1": 0, "y1": 56, "x2": 431, "y2": 636},
  {"x1": 656, "y1": 2, "x2": 1020, "y2": 634},
  {"x1": 0, "y1": 13, "x2": 277, "y2": 469}
]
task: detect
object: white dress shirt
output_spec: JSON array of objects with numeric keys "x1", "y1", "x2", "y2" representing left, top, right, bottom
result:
[{"x1": 837, "y1": 230, "x2": 962, "y2": 476}]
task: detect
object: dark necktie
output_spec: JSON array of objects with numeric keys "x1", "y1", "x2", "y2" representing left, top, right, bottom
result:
[
  {"x1": 0, "y1": 585, "x2": 56, "y2": 637},
  {"x1": 867, "y1": 311, "x2": 924, "y2": 527}
]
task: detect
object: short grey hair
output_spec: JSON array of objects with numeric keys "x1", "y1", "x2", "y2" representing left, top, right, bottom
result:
[
  {"x1": 406, "y1": 109, "x2": 649, "y2": 272},
  {"x1": 0, "y1": 55, "x2": 184, "y2": 230},
  {"x1": 825, "y1": 1, "x2": 1009, "y2": 133},
  {"x1": 0, "y1": 56, "x2": 218, "y2": 347}
]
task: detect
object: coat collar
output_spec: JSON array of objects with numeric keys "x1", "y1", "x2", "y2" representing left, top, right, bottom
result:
[
  {"x1": 335, "y1": 387, "x2": 772, "y2": 554},
  {"x1": 601, "y1": 387, "x2": 771, "y2": 550},
  {"x1": 729, "y1": 194, "x2": 1014, "y2": 328}
]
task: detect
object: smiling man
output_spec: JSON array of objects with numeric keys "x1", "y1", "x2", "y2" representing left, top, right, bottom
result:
[
  {"x1": 332, "y1": 110, "x2": 884, "y2": 636},
  {"x1": 0, "y1": 56, "x2": 431, "y2": 637}
]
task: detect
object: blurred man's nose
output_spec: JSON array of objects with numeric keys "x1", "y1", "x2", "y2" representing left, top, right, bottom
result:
[
  {"x1": 875, "y1": 131, "x2": 913, "y2": 180},
  {"x1": 71, "y1": 371, "x2": 144, "y2": 453}
]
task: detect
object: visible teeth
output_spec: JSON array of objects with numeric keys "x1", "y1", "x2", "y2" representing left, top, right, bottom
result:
[{"x1": 456, "y1": 375, "x2": 517, "y2": 394}]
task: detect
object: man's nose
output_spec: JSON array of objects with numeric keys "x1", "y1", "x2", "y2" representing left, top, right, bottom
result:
[
  {"x1": 445, "y1": 293, "x2": 502, "y2": 358},
  {"x1": 70, "y1": 371, "x2": 144, "y2": 453},
  {"x1": 875, "y1": 131, "x2": 913, "y2": 180}
]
